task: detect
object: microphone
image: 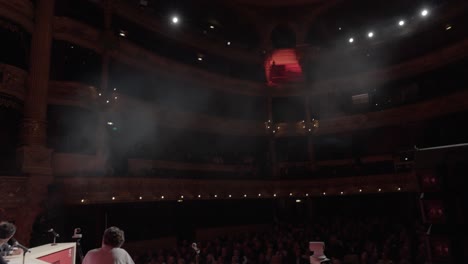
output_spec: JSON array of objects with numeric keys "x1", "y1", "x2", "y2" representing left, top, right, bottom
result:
[
  {"x1": 191, "y1": 242, "x2": 200, "y2": 255},
  {"x1": 48, "y1": 228, "x2": 60, "y2": 237},
  {"x1": 9, "y1": 238, "x2": 31, "y2": 253}
]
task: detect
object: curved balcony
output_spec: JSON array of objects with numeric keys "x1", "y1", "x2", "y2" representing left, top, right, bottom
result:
[
  {"x1": 48, "y1": 81, "x2": 98, "y2": 109},
  {"x1": 56, "y1": 172, "x2": 417, "y2": 205},
  {"x1": 0, "y1": 63, "x2": 27, "y2": 100},
  {"x1": 0, "y1": 0, "x2": 34, "y2": 32}
]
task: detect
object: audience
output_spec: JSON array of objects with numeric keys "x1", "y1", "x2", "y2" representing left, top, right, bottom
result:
[{"x1": 132, "y1": 217, "x2": 427, "y2": 264}]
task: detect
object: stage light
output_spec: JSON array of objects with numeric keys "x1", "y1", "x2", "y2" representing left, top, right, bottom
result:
[
  {"x1": 338, "y1": 27, "x2": 342, "y2": 31},
  {"x1": 398, "y1": 20, "x2": 405, "y2": 26},
  {"x1": 227, "y1": 41, "x2": 231, "y2": 45},
  {"x1": 306, "y1": 193, "x2": 309, "y2": 197},
  {"x1": 114, "y1": 96, "x2": 118, "y2": 100},
  {"x1": 112, "y1": 196, "x2": 115, "y2": 200},
  {"x1": 308, "y1": 129, "x2": 312, "y2": 132},
  {"x1": 368, "y1": 32, "x2": 374, "y2": 38},
  {"x1": 228, "y1": 194, "x2": 232, "y2": 198},
  {"x1": 359, "y1": 189, "x2": 362, "y2": 192},
  {"x1": 172, "y1": 16, "x2": 179, "y2": 24},
  {"x1": 161, "y1": 195, "x2": 165, "y2": 199},
  {"x1": 214, "y1": 194, "x2": 217, "y2": 198},
  {"x1": 198, "y1": 194, "x2": 201, "y2": 198},
  {"x1": 197, "y1": 56, "x2": 203, "y2": 61},
  {"x1": 81, "y1": 199, "x2": 85, "y2": 203},
  {"x1": 107, "y1": 121, "x2": 113, "y2": 125},
  {"x1": 289, "y1": 193, "x2": 293, "y2": 196},
  {"x1": 273, "y1": 193, "x2": 277, "y2": 197},
  {"x1": 405, "y1": 157, "x2": 408, "y2": 161},
  {"x1": 303, "y1": 126, "x2": 306, "y2": 129},
  {"x1": 273, "y1": 130, "x2": 276, "y2": 133},
  {"x1": 258, "y1": 193, "x2": 261, "y2": 197},
  {"x1": 106, "y1": 100, "x2": 110, "y2": 103},
  {"x1": 98, "y1": 93, "x2": 102, "y2": 96},
  {"x1": 113, "y1": 88, "x2": 117, "y2": 91},
  {"x1": 244, "y1": 194, "x2": 247, "y2": 197},
  {"x1": 277, "y1": 127, "x2": 280, "y2": 130},
  {"x1": 323, "y1": 192, "x2": 326, "y2": 196},
  {"x1": 397, "y1": 187, "x2": 401, "y2": 191},
  {"x1": 139, "y1": 196, "x2": 143, "y2": 200},
  {"x1": 177, "y1": 199, "x2": 183, "y2": 203},
  {"x1": 378, "y1": 188, "x2": 382, "y2": 192},
  {"x1": 210, "y1": 25, "x2": 214, "y2": 29},
  {"x1": 340, "y1": 191, "x2": 344, "y2": 195},
  {"x1": 267, "y1": 126, "x2": 270, "y2": 129},
  {"x1": 349, "y1": 37, "x2": 354, "y2": 43},
  {"x1": 119, "y1": 30, "x2": 126, "y2": 37},
  {"x1": 180, "y1": 195, "x2": 184, "y2": 199},
  {"x1": 421, "y1": 9, "x2": 429, "y2": 17},
  {"x1": 446, "y1": 25, "x2": 452, "y2": 30},
  {"x1": 70, "y1": 45, "x2": 74, "y2": 49},
  {"x1": 296, "y1": 199, "x2": 302, "y2": 203}
]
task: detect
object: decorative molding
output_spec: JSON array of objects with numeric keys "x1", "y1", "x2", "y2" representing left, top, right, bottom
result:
[
  {"x1": 53, "y1": 16, "x2": 103, "y2": 53},
  {"x1": 57, "y1": 172, "x2": 418, "y2": 205},
  {"x1": 16, "y1": 145, "x2": 53, "y2": 175},
  {"x1": 0, "y1": 0, "x2": 34, "y2": 32},
  {"x1": 48, "y1": 81, "x2": 98, "y2": 109},
  {"x1": 0, "y1": 176, "x2": 28, "y2": 209},
  {"x1": 0, "y1": 63, "x2": 27, "y2": 100}
]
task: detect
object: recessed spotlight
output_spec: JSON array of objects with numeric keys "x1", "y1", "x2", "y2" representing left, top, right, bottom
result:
[
  {"x1": 177, "y1": 199, "x2": 183, "y2": 203},
  {"x1": 421, "y1": 9, "x2": 429, "y2": 17},
  {"x1": 445, "y1": 25, "x2": 452, "y2": 30},
  {"x1": 367, "y1": 32, "x2": 374, "y2": 38},
  {"x1": 112, "y1": 196, "x2": 115, "y2": 200},
  {"x1": 340, "y1": 191, "x2": 344, "y2": 195},
  {"x1": 171, "y1": 16, "x2": 179, "y2": 24},
  {"x1": 209, "y1": 25, "x2": 214, "y2": 29},
  {"x1": 113, "y1": 88, "x2": 117, "y2": 91},
  {"x1": 214, "y1": 194, "x2": 217, "y2": 198},
  {"x1": 306, "y1": 193, "x2": 309, "y2": 197},
  {"x1": 80, "y1": 199, "x2": 85, "y2": 203},
  {"x1": 198, "y1": 194, "x2": 201, "y2": 198},
  {"x1": 98, "y1": 93, "x2": 102, "y2": 96},
  {"x1": 338, "y1": 27, "x2": 342, "y2": 31},
  {"x1": 114, "y1": 96, "x2": 118, "y2": 100},
  {"x1": 228, "y1": 194, "x2": 232, "y2": 198},
  {"x1": 323, "y1": 192, "x2": 326, "y2": 196},
  {"x1": 119, "y1": 30, "x2": 126, "y2": 37},
  {"x1": 349, "y1": 37, "x2": 354, "y2": 43},
  {"x1": 296, "y1": 199, "x2": 302, "y2": 203},
  {"x1": 227, "y1": 41, "x2": 231, "y2": 45},
  {"x1": 397, "y1": 187, "x2": 401, "y2": 191},
  {"x1": 289, "y1": 193, "x2": 293, "y2": 196},
  {"x1": 258, "y1": 193, "x2": 261, "y2": 197},
  {"x1": 180, "y1": 195, "x2": 184, "y2": 199},
  {"x1": 273, "y1": 193, "x2": 277, "y2": 197},
  {"x1": 107, "y1": 121, "x2": 113, "y2": 125},
  {"x1": 244, "y1": 194, "x2": 247, "y2": 197},
  {"x1": 139, "y1": 196, "x2": 143, "y2": 200},
  {"x1": 359, "y1": 189, "x2": 362, "y2": 192},
  {"x1": 197, "y1": 56, "x2": 203, "y2": 61},
  {"x1": 161, "y1": 195, "x2": 165, "y2": 199},
  {"x1": 398, "y1": 20, "x2": 405, "y2": 26},
  {"x1": 106, "y1": 100, "x2": 110, "y2": 103},
  {"x1": 378, "y1": 188, "x2": 382, "y2": 192}
]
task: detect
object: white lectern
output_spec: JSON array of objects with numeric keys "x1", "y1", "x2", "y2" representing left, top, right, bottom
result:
[{"x1": 5, "y1": 243, "x2": 76, "y2": 264}]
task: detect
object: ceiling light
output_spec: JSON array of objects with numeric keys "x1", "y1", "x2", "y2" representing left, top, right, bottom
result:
[
  {"x1": 119, "y1": 30, "x2": 126, "y2": 37},
  {"x1": 197, "y1": 56, "x2": 203, "y2": 61},
  {"x1": 180, "y1": 195, "x2": 184, "y2": 199},
  {"x1": 289, "y1": 193, "x2": 293, "y2": 196},
  {"x1": 359, "y1": 189, "x2": 362, "y2": 192},
  {"x1": 296, "y1": 199, "x2": 302, "y2": 203},
  {"x1": 227, "y1": 41, "x2": 231, "y2": 45},
  {"x1": 112, "y1": 197, "x2": 115, "y2": 200},
  {"x1": 214, "y1": 194, "x2": 217, "y2": 198},
  {"x1": 398, "y1": 20, "x2": 405, "y2": 26},
  {"x1": 139, "y1": 196, "x2": 143, "y2": 200},
  {"x1": 445, "y1": 25, "x2": 452, "y2": 30},
  {"x1": 338, "y1": 27, "x2": 342, "y2": 31},
  {"x1": 80, "y1": 199, "x2": 85, "y2": 203},
  {"x1": 258, "y1": 193, "x2": 261, "y2": 197},
  {"x1": 378, "y1": 188, "x2": 382, "y2": 192},
  {"x1": 210, "y1": 25, "x2": 214, "y2": 29},
  {"x1": 306, "y1": 193, "x2": 309, "y2": 197},
  {"x1": 322, "y1": 192, "x2": 326, "y2": 196},
  {"x1": 348, "y1": 37, "x2": 354, "y2": 43},
  {"x1": 367, "y1": 32, "x2": 374, "y2": 38},
  {"x1": 198, "y1": 195, "x2": 201, "y2": 198},
  {"x1": 228, "y1": 194, "x2": 232, "y2": 198},
  {"x1": 340, "y1": 191, "x2": 344, "y2": 195},
  {"x1": 244, "y1": 194, "x2": 247, "y2": 197},
  {"x1": 273, "y1": 194, "x2": 277, "y2": 197},
  {"x1": 172, "y1": 16, "x2": 179, "y2": 24},
  {"x1": 397, "y1": 187, "x2": 401, "y2": 191},
  {"x1": 421, "y1": 9, "x2": 429, "y2": 17},
  {"x1": 107, "y1": 121, "x2": 113, "y2": 125},
  {"x1": 161, "y1": 195, "x2": 165, "y2": 199}
]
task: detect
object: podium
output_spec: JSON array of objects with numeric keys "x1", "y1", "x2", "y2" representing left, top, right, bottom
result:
[{"x1": 5, "y1": 243, "x2": 76, "y2": 264}]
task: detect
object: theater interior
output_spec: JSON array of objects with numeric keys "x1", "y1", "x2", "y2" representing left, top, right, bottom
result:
[{"x1": 0, "y1": 0, "x2": 467, "y2": 263}]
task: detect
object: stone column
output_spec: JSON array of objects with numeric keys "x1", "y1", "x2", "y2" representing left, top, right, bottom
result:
[
  {"x1": 15, "y1": 0, "x2": 55, "y2": 245},
  {"x1": 267, "y1": 96, "x2": 278, "y2": 178},
  {"x1": 96, "y1": 0, "x2": 113, "y2": 167},
  {"x1": 304, "y1": 96, "x2": 315, "y2": 164}
]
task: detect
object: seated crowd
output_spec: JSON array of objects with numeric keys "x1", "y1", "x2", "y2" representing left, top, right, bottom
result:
[{"x1": 133, "y1": 217, "x2": 427, "y2": 264}]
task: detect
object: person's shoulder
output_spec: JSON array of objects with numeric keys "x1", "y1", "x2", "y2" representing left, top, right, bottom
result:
[{"x1": 85, "y1": 248, "x2": 101, "y2": 255}]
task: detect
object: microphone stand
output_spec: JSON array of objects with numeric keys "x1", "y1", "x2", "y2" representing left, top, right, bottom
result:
[{"x1": 72, "y1": 230, "x2": 84, "y2": 264}]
